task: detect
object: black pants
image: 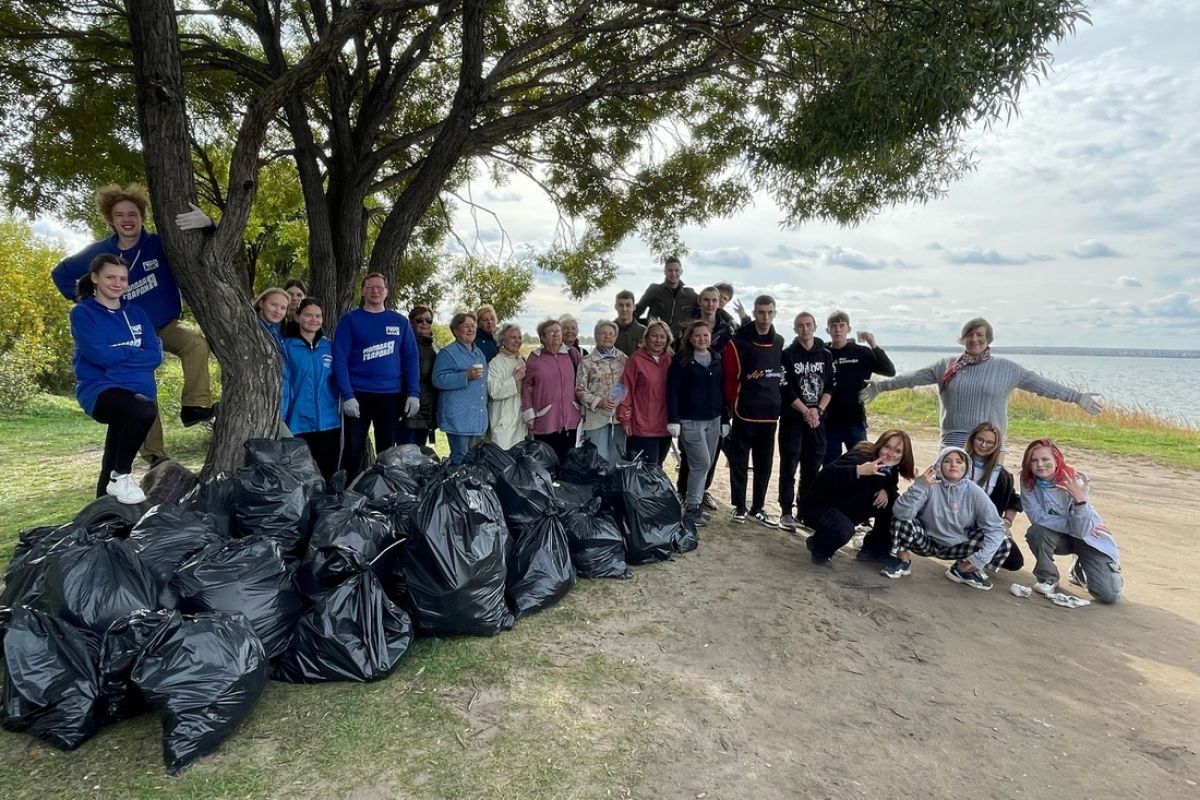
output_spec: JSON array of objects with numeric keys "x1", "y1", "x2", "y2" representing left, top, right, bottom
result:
[
  {"x1": 676, "y1": 434, "x2": 722, "y2": 496},
  {"x1": 340, "y1": 391, "x2": 400, "y2": 478},
  {"x1": 534, "y1": 430, "x2": 575, "y2": 465},
  {"x1": 726, "y1": 418, "x2": 777, "y2": 513},
  {"x1": 803, "y1": 503, "x2": 893, "y2": 560},
  {"x1": 299, "y1": 429, "x2": 342, "y2": 484},
  {"x1": 777, "y1": 413, "x2": 827, "y2": 516},
  {"x1": 91, "y1": 387, "x2": 159, "y2": 498},
  {"x1": 627, "y1": 434, "x2": 670, "y2": 467}
]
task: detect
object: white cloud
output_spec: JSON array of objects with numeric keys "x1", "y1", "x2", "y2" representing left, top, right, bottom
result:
[
  {"x1": 1115, "y1": 275, "x2": 1143, "y2": 288},
  {"x1": 877, "y1": 286, "x2": 942, "y2": 299},
  {"x1": 689, "y1": 247, "x2": 752, "y2": 270},
  {"x1": 939, "y1": 246, "x2": 1054, "y2": 266},
  {"x1": 1069, "y1": 239, "x2": 1121, "y2": 259}
]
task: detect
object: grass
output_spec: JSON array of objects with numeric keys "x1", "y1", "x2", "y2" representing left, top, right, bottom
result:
[{"x1": 869, "y1": 388, "x2": 1200, "y2": 471}]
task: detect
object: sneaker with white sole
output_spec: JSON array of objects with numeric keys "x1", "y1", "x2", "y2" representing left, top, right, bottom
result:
[
  {"x1": 880, "y1": 557, "x2": 912, "y2": 579},
  {"x1": 749, "y1": 510, "x2": 779, "y2": 528},
  {"x1": 730, "y1": 508, "x2": 748, "y2": 524},
  {"x1": 1068, "y1": 558, "x2": 1087, "y2": 589},
  {"x1": 701, "y1": 492, "x2": 719, "y2": 511},
  {"x1": 778, "y1": 513, "x2": 797, "y2": 533},
  {"x1": 1032, "y1": 580, "x2": 1058, "y2": 597},
  {"x1": 106, "y1": 472, "x2": 146, "y2": 505},
  {"x1": 946, "y1": 562, "x2": 993, "y2": 591}
]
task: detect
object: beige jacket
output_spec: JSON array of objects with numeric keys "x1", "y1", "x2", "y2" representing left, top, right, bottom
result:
[
  {"x1": 487, "y1": 350, "x2": 527, "y2": 450},
  {"x1": 575, "y1": 348, "x2": 628, "y2": 431}
]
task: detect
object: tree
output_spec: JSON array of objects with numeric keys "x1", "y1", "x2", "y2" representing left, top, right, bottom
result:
[{"x1": 1, "y1": 1, "x2": 1088, "y2": 472}]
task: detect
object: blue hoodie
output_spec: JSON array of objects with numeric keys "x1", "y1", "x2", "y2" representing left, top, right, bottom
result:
[
  {"x1": 52, "y1": 230, "x2": 183, "y2": 330},
  {"x1": 70, "y1": 297, "x2": 164, "y2": 416},
  {"x1": 331, "y1": 307, "x2": 420, "y2": 399},
  {"x1": 282, "y1": 332, "x2": 340, "y2": 435}
]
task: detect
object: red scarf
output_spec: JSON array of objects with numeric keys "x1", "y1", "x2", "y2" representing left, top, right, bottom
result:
[{"x1": 940, "y1": 347, "x2": 991, "y2": 392}]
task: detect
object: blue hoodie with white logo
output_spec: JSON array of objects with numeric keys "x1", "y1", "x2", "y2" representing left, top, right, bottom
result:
[
  {"x1": 283, "y1": 331, "x2": 340, "y2": 435},
  {"x1": 331, "y1": 308, "x2": 420, "y2": 399},
  {"x1": 52, "y1": 229, "x2": 183, "y2": 330},
  {"x1": 70, "y1": 296, "x2": 164, "y2": 416}
]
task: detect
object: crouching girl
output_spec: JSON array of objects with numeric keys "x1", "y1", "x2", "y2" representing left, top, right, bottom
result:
[
  {"x1": 1020, "y1": 439, "x2": 1122, "y2": 604},
  {"x1": 882, "y1": 446, "x2": 1011, "y2": 591}
]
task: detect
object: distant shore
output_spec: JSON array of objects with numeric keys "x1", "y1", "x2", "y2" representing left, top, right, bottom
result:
[{"x1": 887, "y1": 345, "x2": 1199, "y2": 359}]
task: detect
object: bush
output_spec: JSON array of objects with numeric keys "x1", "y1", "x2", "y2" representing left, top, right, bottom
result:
[
  {"x1": 0, "y1": 216, "x2": 74, "y2": 394},
  {"x1": 0, "y1": 350, "x2": 40, "y2": 417}
]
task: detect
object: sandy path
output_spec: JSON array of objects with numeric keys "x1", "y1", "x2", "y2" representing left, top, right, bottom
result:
[{"x1": 570, "y1": 433, "x2": 1200, "y2": 799}]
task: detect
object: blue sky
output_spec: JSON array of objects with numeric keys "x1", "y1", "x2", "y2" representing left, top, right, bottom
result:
[
  {"x1": 450, "y1": 0, "x2": 1200, "y2": 349},
  {"x1": 34, "y1": 1, "x2": 1198, "y2": 349}
]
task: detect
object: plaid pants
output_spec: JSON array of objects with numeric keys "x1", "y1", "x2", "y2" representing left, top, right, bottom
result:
[{"x1": 890, "y1": 517, "x2": 1012, "y2": 570}]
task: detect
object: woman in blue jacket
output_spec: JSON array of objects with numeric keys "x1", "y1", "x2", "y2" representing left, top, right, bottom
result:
[
  {"x1": 69, "y1": 254, "x2": 163, "y2": 504},
  {"x1": 283, "y1": 298, "x2": 341, "y2": 482},
  {"x1": 433, "y1": 312, "x2": 489, "y2": 464}
]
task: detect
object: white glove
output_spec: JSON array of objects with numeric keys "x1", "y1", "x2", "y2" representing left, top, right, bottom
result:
[
  {"x1": 720, "y1": 423, "x2": 731, "y2": 438},
  {"x1": 1078, "y1": 392, "x2": 1102, "y2": 415},
  {"x1": 342, "y1": 398, "x2": 361, "y2": 418},
  {"x1": 175, "y1": 202, "x2": 213, "y2": 231},
  {"x1": 666, "y1": 423, "x2": 681, "y2": 437},
  {"x1": 404, "y1": 396, "x2": 421, "y2": 418},
  {"x1": 859, "y1": 383, "x2": 880, "y2": 405}
]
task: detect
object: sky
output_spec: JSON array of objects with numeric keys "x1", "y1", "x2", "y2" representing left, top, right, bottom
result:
[
  {"x1": 33, "y1": 0, "x2": 1199, "y2": 350},
  {"x1": 444, "y1": 0, "x2": 1200, "y2": 350}
]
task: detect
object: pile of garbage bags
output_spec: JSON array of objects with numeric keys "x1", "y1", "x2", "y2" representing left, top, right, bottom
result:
[{"x1": 0, "y1": 438, "x2": 697, "y2": 773}]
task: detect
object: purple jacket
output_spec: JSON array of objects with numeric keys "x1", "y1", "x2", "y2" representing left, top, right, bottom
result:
[{"x1": 520, "y1": 346, "x2": 581, "y2": 434}]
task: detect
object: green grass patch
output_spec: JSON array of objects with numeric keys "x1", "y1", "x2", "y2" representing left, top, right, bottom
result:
[{"x1": 869, "y1": 388, "x2": 1200, "y2": 470}]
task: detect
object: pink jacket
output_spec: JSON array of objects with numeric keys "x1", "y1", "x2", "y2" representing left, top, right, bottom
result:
[
  {"x1": 617, "y1": 348, "x2": 670, "y2": 436},
  {"x1": 521, "y1": 346, "x2": 582, "y2": 434}
]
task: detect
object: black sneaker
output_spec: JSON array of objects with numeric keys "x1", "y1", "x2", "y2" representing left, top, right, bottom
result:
[
  {"x1": 805, "y1": 536, "x2": 831, "y2": 566},
  {"x1": 1068, "y1": 558, "x2": 1087, "y2": 589},
  {"x1": 880, "y1": 557, "x2": 912, "y2": 579},
  {"x1": 855, "y1": 549, "x2": 889, "y2": 564},
  {"x1": 778, "y1": 513, "x2": 797, "y2": 533},
  {"x1": 701, "y1": 492, "x2": 719, "y2": 511},
  {"x1": 180, "y1": 404, "x2": 217, "y2": 427},
  {"x1": 946, "y1": 563, "x2": 993, "y2": 591},
  {"x1": 685, "y1": 507, "x2": 709, "y2": 528},
  {"x1": 748, "y1": 510, "x2": 778, "y2": 528},
  {"x1": 730, "y1": 508, "x2": 748, "y2": 524}
]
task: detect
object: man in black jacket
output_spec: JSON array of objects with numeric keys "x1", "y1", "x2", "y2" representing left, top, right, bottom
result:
[
  {"x1": 722, "y1": 295, "x2": 785, "y2": 527},
  {"x1": 824, "y1": 311, "x2": 896, "y2": 463},
  {"x1": 634, "y1": 255, "x2": 699, "y2": 341},
  {"x1": 777, "y1": 311, "x2": 834, "y2": 532}
]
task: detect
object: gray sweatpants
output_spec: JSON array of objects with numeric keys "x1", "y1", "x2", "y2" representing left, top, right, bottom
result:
[
  {"x1": 1025, "y1": 524, "x2": 1123, "y2": 604},
  {"x1": 679, "y1": 417, "x2": 721, "y2": 508}
]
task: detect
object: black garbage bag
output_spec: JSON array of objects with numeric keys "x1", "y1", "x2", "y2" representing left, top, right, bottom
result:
[
  {"x1": 1, "y1": 524, "x2": 76, "y2": 609},
  {"x1": 560, "y1": 440, "x2": 615, "y2": 486},
  {"x1": 130, "y1": 505, "x2": 226, "y2": 605},
  {"x1": 402, "y1": 475, "x2": 514, "y2": 636},
  {"x1": 43, "y1": 534, "x2": 160, "y2": 635},
  {"x1": 97, "y1": 609, "x2": 177, "y2": 723},
  {"x1": 553, "y1": 479, "x2": 597, "y2": 511},
  {"x1": 298, "y1": 490, "x2": 396, "y2": 600},
  {"x1": 244, "y1": 437, "x2": 325, "y2": 494},
  {"x1": 273, "y1": 550, "x2": 413, "y2": 683},
  {"x1": 462, "y1": 440, "x2": 517, "y2": 482},
  {"x1": 350, "y1": 461, "x2": 421, "y2": 503},
  {"x1": 494, "y1": 457, "x2": 558, "y2": 532},
  {"x1": 233, "y1": 462, "x2": 313, "y2": 562},
  {"x1": 171, "y1": 537, "x2": 303, "y2": 659},
  {"x1": 375, "y1": 443, "x2": 437, "y2": 470},
  {"x1": 564, "y1": 500, "x2": 631, "y2": 579},
  {"x1": 508, "y1": 438, "x2": 560, "y2": 473},
  {"x1": 607, "y1": 460, "x2": 681, "y2": 565},
  {"x1": 674, "y1": 512, "x2": 699, "y2": 554},
  {"x1": 141, "y1": 459, "x2": 199, "y2": 507},
  {"x1": 131, "y1": 610, "x2": 268, "y2": 774},
  {"x1": 73, "y1": 494, "x2": 147, "y2": 533},
  {"x1": 182, "y1": 473, "x2": 241, "y2": 538},
  {"x1": 507, "y1": 514, "x2": 575, "y2": 619},
  {"x1": 1, "y1": 605, "x2": 101, "y2": 750}
]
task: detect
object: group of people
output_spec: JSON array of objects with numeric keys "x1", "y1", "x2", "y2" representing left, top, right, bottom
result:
[{"x1": 56, "y1": 185, "x2": 1122, "y2": 605}]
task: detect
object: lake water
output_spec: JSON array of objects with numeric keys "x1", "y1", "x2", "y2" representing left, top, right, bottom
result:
[{"x1": 886, "y1": 350, "x2": 1200, "y2": 428}]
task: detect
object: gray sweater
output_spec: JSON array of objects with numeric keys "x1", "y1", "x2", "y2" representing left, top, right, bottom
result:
[
  {"x1": 893, "y1": 447, "x2": 1007, "y2": 570},
  {"x1": 872, "y1": 356, "x2": 1082, "y2": 447}
]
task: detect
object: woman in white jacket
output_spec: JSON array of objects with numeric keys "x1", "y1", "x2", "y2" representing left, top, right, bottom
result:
[
  {"x1": 1021, "y1": 439, "x2": 1122, "y2": 604},
  {"x1": 487, "y1": 322, "x2": 527, "y2": 450},
  {"x1": 882, "y1": 445, "x2": 1012, "y2": 591}
]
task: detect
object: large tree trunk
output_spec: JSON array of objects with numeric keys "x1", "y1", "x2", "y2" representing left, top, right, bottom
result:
[{"x1": 126, "y1": 0, "x2": 281, "y2": 478}]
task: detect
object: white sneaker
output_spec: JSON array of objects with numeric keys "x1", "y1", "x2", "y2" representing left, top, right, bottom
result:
[
  {"x1": 106, "y1": 472, "x2": 146, "y2": 504},
  {"x1": 1032, "y1": 580, "x2": 1058, "y2": 597}
]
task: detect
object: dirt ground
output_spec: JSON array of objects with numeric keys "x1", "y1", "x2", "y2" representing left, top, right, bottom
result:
[{"x1": 552, "y1": 432, "x2": 1200, "y2": 799}]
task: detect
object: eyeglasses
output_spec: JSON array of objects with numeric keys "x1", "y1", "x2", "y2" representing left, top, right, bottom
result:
[{"x1": 414, "y1": 317, "x2": 433, "y2": 324}]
